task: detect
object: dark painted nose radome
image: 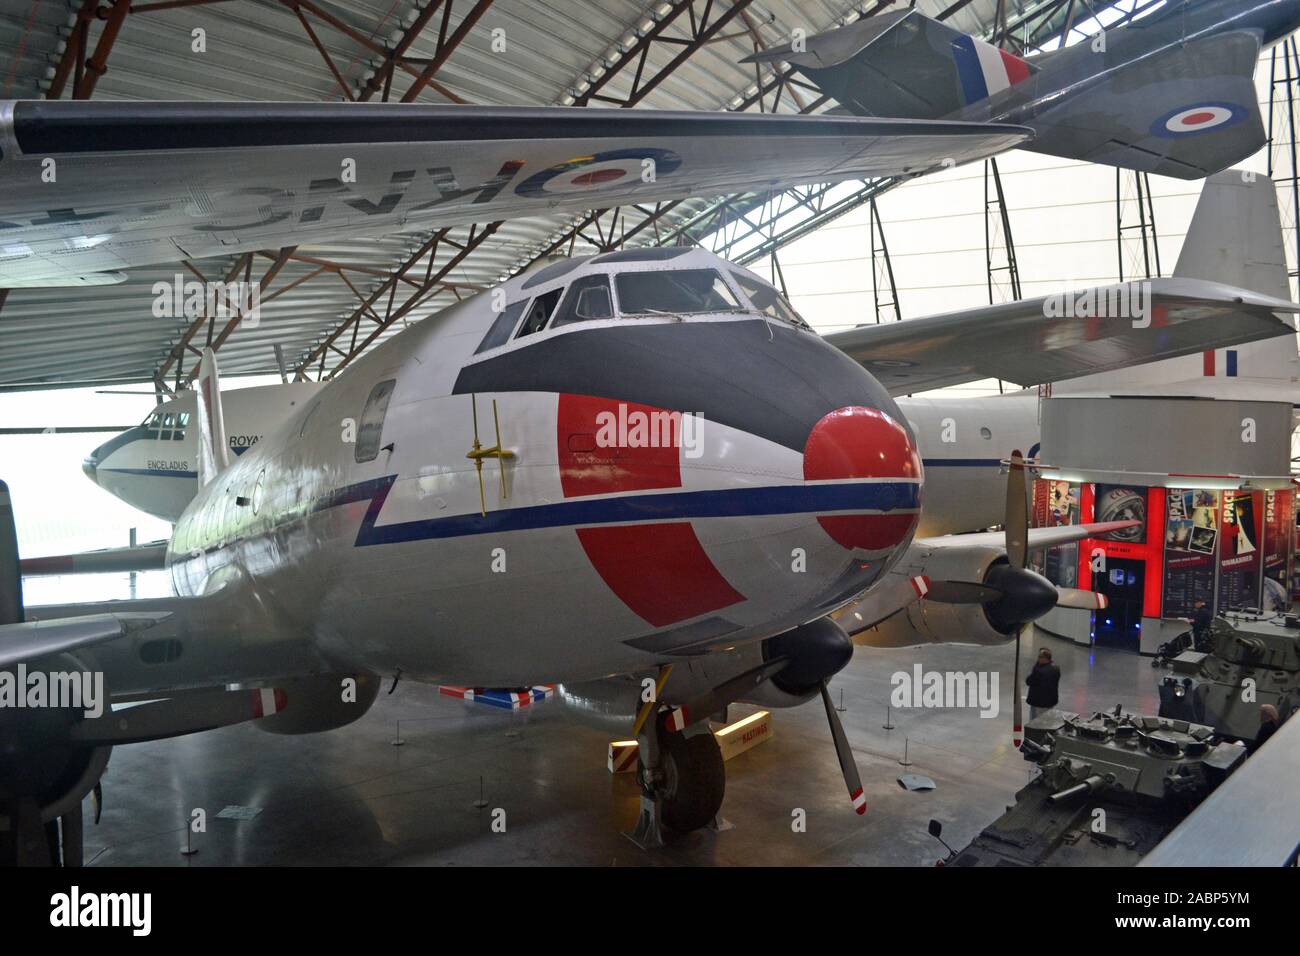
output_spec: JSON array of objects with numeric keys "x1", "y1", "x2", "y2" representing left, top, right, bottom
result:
[
  {"x1": 453, "y1": 317, "x2": 907, "y2": 455},
  {"x1": 81, "y1": 455, "x2": 98, "y2": 483},
  {"x1": 803, "y1": 405, "x2": 921, "y2": 552}
]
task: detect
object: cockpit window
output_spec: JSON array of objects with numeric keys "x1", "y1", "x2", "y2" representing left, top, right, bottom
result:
[
  {"x1": 475, "y1": 299, "x2": 529, "y2": 354},
  {"x1": 730, "y1": 271, "x2": 808, "y2": 328},
  {"x1": 515, "y1": 288, "x2": 563, "y2": 339},
  {"x1": 615, "y1": 269, "x2": 739, "y2": 316},
  {"x1": 551, "y1": 275, "x2": 614, "y2": 327}
]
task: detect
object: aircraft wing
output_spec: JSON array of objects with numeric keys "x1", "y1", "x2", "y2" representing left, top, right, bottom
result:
[
  {"x1": 1021, "y1": 30, "x2": 1265, "y2": 180},
  {"x1": 19, "y1": 541, "x2": 168, "y2": 575},
  {"x1": 917, "y1": 520, "x2": 1139, "y2": 551},
  {"x1": 0, "y1": 101, "x2": 1030, "y2": 286},
  {"x1": 824, "y1": 277, "x2": 1299, "y2": 395},
  {"x1": 19, "y1": 592, "x2": 326, "y2": 697},
  {"x1": 0, "y1": 612, "x2": 167, "y2": 670}
]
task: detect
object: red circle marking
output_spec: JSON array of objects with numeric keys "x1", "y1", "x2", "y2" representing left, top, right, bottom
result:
[
  {"x1": 1182, "y1": 111, "x2": 1216, "y2": 126},
  {"x1": 803, "y1": 406, "x2": 920, "y2": 551},
  {"x1": 570, "y1": 168, "x2": 627, "y2": 187}
]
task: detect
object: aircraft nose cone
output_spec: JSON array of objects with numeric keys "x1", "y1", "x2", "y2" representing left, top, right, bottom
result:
[
  {"x1": 802, "y1": 405, "x2": 922, "y2": 552},
  {"x1": 81, "y1": 455, "x2": 98, "y2": 484}
]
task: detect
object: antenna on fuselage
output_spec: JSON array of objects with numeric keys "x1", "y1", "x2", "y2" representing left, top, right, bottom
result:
[{"x1": 465, "y1": 394, "x2": 514, "y2": 517}]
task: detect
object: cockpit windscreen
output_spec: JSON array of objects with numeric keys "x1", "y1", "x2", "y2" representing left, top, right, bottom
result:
[
  {"x1": 615, "y1": 269, "x2": 739, "y2": 316},
  {"x1": 729, "y1": 271, "x2": 808, "y2": 328}
]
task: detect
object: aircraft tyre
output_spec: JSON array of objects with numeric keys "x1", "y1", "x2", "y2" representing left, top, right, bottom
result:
[{"x1": 643, "y1": 728, "x2": 725, "y2": 832}]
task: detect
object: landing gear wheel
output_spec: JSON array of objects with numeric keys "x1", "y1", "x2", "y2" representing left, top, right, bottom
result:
[{"x1": 641, "y1": 729, "x2": 725, "y2": 833}]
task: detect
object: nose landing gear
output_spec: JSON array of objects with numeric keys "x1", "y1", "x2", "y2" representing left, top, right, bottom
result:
[{"x1": 626, "y1": 718, "x2": 726, "y2": 849}]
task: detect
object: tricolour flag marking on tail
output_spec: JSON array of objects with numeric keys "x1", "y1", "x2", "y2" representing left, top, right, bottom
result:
[{"x1": 951, "y1": 35, "x2": 1031, "y2": 104}]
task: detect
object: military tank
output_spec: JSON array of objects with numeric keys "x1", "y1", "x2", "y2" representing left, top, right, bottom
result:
[
  {"x1": 931, "y1": 708, "x2": 1246, "y2": 866},
  {"x1": 1157, "y1": 613, "x2": 1299, "y2": 740}
]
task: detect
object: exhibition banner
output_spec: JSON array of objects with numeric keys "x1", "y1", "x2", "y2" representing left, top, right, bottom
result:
[
  {"x1": 1218, "y1": 490, "x2": 1263, "y2": 612},
  {"x1": 1261, "y1": 488, "x2": 1293, "y2": 612},
  {"x1": 1162, "y1": 488, "x2": 1218, "y2": 619}
]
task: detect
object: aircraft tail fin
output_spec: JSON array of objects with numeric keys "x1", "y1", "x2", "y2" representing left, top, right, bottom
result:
[
  {"x1": 0, "y1": 480, "x2": 23, "y2": 625},
  {"x1": 1060, "y1": 170, "x2": 1299, "y2": 393},
  {"x1": 1173, "y1": 170, "x2": 1292, "y2": 301},
  {"x1": 195, "y1": 348, "x2": 230, "y2": 487},
  {"x1": 743, "y1": 10, "x2": 1034, "y2": 120}
]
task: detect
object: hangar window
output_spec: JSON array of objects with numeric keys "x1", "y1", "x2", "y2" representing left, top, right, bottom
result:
[
  {"x1": 475, "y1": 299, "x2": 529, "y2": 354},
  {"x1": 551, "y1": 275, "x2": 614, "y2": 327},
  {"x1": 730, "y1": 271, "x2": 808, "y2": 328},
  {"x1": 515, "y1": 288, "x2": 563, "y2": 339},
  {"x1": 355, "y1": 379, "x2": 396, "y2": 463},
  {"x1": 615, "y1": 269, "x2": 738, "y2": 316}
]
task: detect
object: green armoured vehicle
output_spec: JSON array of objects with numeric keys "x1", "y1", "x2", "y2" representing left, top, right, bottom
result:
[
  {"x1": 1158, "y1": 613, "x2": 1299, "y2": 741},
  {"x1": 930, "y1": 709, "x2": 1246, "y2": 866}
]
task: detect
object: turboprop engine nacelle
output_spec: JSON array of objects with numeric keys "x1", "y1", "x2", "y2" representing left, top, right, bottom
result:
[
  {"x1": 558, "y1": 617, "x2": 855, "y2": 730},
  {"x1": 847, "y1": 545, "x2": 1018, "y2": 648},
  {"x1": 0, "y1": 651, "x2": 113, "y2": 827},
  {"x1": 255, "y1": 672, "x2": 381, "y2": 735}
]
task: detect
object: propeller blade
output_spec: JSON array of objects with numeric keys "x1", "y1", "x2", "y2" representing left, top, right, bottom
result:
[
  {"x1": 820, "y1": 681, "x2": 867, "y2": 815},
  {"x1": 1012, "y1": 623, "x2": 1024, "y2": 748},
  {"x1": 1054, "y1": 587, "x2": 1108, "y2": 611},
  {"x1": 1005, "y1": 449, "x2": 1029, "y2": 571},
  {"x1": 924, "y1": 580, "x2": 1004, "y2": 604}
]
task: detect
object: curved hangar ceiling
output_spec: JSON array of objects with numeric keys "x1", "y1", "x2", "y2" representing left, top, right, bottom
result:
[{"x1": 0, "y1": 0, "x2": 1014, "y2": 391}]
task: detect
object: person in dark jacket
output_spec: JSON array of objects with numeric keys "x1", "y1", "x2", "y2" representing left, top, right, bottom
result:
[
  {"x1": 1191, "y1": 599, "x2": 1213, "y2": 650},
  {"x1": 1248, "y1": 704, "x2": 1280, "y2": 755},
  {"x1": 1025, "y1": 648, "x2": 1061, "y2": 719}
]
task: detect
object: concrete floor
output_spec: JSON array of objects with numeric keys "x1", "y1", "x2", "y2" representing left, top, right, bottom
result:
[{"x1": 82, "y1": 632, "x2": 1159, "y2": 866}]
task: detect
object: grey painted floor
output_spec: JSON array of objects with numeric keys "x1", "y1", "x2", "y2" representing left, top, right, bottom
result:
[{"x1": 83, "y1": 632, "x2": 1158, "y2": 866}]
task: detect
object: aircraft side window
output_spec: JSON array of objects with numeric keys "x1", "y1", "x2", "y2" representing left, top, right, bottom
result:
[
  {"x1": 142, "y1": 411, "x2": 161, "y2": 441},
  {"x1": 251, "y1": 469, "x2": 266, "y2": 516},
  {"x1": 475, "y1": 299, "x2": 529, "y2": 354},
  {"x1": 174, "y1": 411, "x2": 189, "y2": 441},
  {"x1": 551, "y1": 275, "x2": 614, "y2": 327},
  {"x1": 355, "y1": 379, "x2": 397, "y2": 463},
  {"x1": 515, "y1": 288, "x2": 563, "y2": 339}
]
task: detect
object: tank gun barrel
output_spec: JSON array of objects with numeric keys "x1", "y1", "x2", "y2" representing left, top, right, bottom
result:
[{"x1": 1048, "y1": 773, "x2": 1107, "y2": 803}]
